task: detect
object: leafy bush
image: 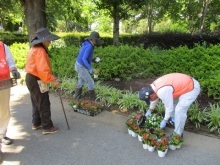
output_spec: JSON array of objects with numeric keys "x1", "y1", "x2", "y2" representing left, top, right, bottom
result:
[
  {"x1": 117, "y1": 91, "x2": 142, "y2": 111},
  {"x1": 187, "y1": 101, "x2": 208, "y2": 128},
  {"x1": 9, "y1": 41, "x2": 220, "y2": 102},
  {"x1": 9, "y1": 43, "x2": 29, "y2": 69},
  {"x1": 95, "y1": 82, "x2": 123, "y2": 107},
  {"x1": 206, "y1": 103, "x2": 220, "y2": 133}
]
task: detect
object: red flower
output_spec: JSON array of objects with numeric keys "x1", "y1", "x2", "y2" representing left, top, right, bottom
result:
[{"x1": 155, "y1": 137, "x2": 169, "y2": 151}]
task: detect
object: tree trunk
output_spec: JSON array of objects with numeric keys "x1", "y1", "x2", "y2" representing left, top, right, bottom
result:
[
  {"x1": 19, "y1": 0, "x2": 46, "y2": 42},
  {"x1": 112, "y1": 4, "x2": 120, "y2": 47},
  {"x1": 147, "y1": 4, "x2": 153, "y2": 34},
  {"x1": 199, "y1": 0, "x2": 212, "y2": 33}
]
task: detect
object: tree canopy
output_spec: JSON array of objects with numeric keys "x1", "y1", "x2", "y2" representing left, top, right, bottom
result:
[{"x1": 0, "y1": 0, "x2": 219, "y2": 44}]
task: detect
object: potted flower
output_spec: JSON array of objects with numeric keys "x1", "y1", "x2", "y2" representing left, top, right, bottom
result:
[
  {"x1": 136, "y1": 128, "x2": 145, "y2": 142},
  {"x1": 155, "y1": 137, "x2": 169, "y2": 157},
  {"x1": 146, "y1": 134, "x2": 157, "y2": 152},
  {"x1": 141, "y1": 130, "x2": 151, "y2": 150},
  {"x1": 153, "y1": 129, "x2": 166, "y2": 140},
  {"x1": 126, "y1": 118, "x2": 134, "y2": 135},
  {"x1": 126, "y1": 111, "x2": 145, "y2": 136},
  {"x1": 126, "y1": 112, "x2": 139, "y2": 137},
  {"x1": 145, "y1": 114, "x2": 163, "y2": 131},
  {"x1": 131, "y1": 124, "x2": 139, "y2": 137},
  {"x1": 169, "y1": 132, "x2": 184, "y2": 150},
  {"x1": 126, "y1": 113, "x2": 136, "y2": 134},
  {"x1": 94, "y1": 69, "x2": 100, "y2": 79}
]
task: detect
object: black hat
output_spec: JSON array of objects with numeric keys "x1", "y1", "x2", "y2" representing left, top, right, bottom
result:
[
  {"x1": 30, "y1": 28, "x2": 60, "y2": 47},
  {"x1": 85, "y1": 31, "x2": 104, "y2": 45},
  {"x1": 139, "y1": 86, "x2": 154, "y2": 105}
]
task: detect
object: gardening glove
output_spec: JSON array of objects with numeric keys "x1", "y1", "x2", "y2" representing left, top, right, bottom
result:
[
  {"x1": 145, "y1": 110, "x2": 151, "y2": 118},
  {"x1": 160, "y1": 119, "x2": 167, "y2": 129},
  {"x1": 11, "y1": 70, "x2": 21, "y2": 79},
  {"x1": 137, "y1": 115, "x2": 146, "y2": 128},
  {"x1": 95, "y1": 57, "x2": 101, "y2": 63},
  {"x1": 89, "y1": 69, "x2": 93, "y2": 75}
]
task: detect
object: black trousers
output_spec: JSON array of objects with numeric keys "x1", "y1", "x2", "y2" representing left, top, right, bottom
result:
[{"x1": 25, "y1": 73, "x2": 53, "y2": 129}]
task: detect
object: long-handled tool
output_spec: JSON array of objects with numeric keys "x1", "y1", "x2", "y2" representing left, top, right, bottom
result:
[{"x1": 58, "y1": 89, "x2": 70, "y2": 130}]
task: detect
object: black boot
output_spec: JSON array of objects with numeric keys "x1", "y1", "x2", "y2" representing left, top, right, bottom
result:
[
  {"x1": 88, "y1": 90, "x2": 96, "y2": 101},
  {"x1": 74, "y1": 88, "x2": 82, "y2": 101}
]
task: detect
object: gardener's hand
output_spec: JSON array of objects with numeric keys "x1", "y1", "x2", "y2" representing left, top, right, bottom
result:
[
  {"x1": 11, "y1": 70, "x2": 21, "y2": 79},
  {"x1": 52, "y1": 80, "x2": 60, "y2": 89},
  {"x1": 145, "y1": 110, "x2": 151, "y2": 118},
  {"x1": 92, "y1": 57, "x2": 101, "y2": 63},
  {"x1": 160, "y1": 119, "x2": 167, "y2": 129},
  {"x1": 95, "y1": 57, "x2": 101, "y2": 63}
]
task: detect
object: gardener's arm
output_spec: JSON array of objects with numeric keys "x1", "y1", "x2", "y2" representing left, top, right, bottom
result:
[
  {"x1": 157, "y1": 86, "x2": 174, "y2": 121},
  {"x1": 149, "y1": 98, "x2": 159, "y2": 111}
]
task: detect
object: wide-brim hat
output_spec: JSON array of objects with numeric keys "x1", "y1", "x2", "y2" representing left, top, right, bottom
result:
[
  {"x1": 139, "y1": 86, "x2": 154, "y2": 105},
  {"x1": 30, "y1": 28, "x2": 60, "y2": 47},
  {"x1": 85, "y1": 31, "x2": 104, "y2": 45}
]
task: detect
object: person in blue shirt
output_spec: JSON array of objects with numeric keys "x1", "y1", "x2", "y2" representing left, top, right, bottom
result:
[{"x1": 74, "y1": 31, "x2": 104, "y2": 101}]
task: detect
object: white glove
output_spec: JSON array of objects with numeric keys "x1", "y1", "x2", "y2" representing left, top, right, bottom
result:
[
  {"x1": 145, "y1": 110, "x2": 151, "y2": 118},
  {"x1": 160, "y1": 119, "x2": 167, "y2": 129},
  {"x1": 95, "y1": 57, "x2": 101, "y2": 63}
]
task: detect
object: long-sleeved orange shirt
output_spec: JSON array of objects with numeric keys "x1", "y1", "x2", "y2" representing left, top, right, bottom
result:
[{"x1": 25, "y1": 46, "x2": 55, "y2": 83}]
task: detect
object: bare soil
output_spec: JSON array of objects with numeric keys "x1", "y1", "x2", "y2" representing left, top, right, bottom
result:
[{"x1": 101, "y1": 78, "x2": 220, "y2": 139}]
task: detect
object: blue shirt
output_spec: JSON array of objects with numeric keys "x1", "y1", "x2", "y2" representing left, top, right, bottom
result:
[{"x1": 76, "y1": 40, "x2": 94, "y2": 70}]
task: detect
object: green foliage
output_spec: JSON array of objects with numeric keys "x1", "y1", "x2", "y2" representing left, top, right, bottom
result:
[
  {"x1": 187, "y1": 101, "x2": 208, "y2": 128},
  {"x1": 154, "y1": 100, "x2": 164, "y2": 116},
  {"x1": 0, "y1": 32, "x2": 28, "y2": 45},
  {"x1": 117, "y1": 91, "x2": 143, "y2": 111},
  {"x1": 50, "y1": 45, "x2": 79, "y2": 78},
  {"x1": 206, "y1": 103, "x2": 220, "y2": 133},
  {"x1": 95, "y1": 82, "x2": 123, "y2": 107},
  {"x1": 9, "y1": 42, "x2": 29, "y2": 69},
  {"x1": 60, "y1": 77, "x2": 77, "y2": 96},
  {"x1": 8, "y1": 37, "x2": 220, "y2": 103}
]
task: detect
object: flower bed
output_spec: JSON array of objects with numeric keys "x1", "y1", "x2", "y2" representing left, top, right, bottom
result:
[{"x1": 72, "y1": 99, "x2": 104, "y2": 117}]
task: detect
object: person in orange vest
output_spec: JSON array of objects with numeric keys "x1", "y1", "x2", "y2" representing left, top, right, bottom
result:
[
  {"x1": 0, "y1": 41, "x2": 20, "y2": 162},
  {"x1": 25, "y1": 28, "x2": 60, "y2": 135},
  {"x1": 139, "y1": 73, "x2": 201, "y2": 138}
]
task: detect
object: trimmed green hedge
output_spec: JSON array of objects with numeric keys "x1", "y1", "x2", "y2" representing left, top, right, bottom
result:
[{"x1": 9, "y1": 41, "x2": 220, "y2": 101}]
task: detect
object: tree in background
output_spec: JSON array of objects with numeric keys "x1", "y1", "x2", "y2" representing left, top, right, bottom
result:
[
  {"x1": 0, "y1": 0, "x2": 23, "y2": 32},
  {"x1": 47, "y1": 0, "x2": 87, "y2": 32},
  {"x1": 1, "y1": 0, "x2": 219, "y2": 44},
  {"x1": 93, "y1": 0, "x2": 146, "y2": 46},
  {"x1": 19, "y1": 0, "x2": 46, "y2": 42}
]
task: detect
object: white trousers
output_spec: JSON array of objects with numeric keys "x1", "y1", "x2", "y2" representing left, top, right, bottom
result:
[
  {"x1": 0, "y1": 88, "x2": 10, "y2": 144},
  {"x1": 174, "y1": 79, "x2": 201, "y2": 135}
]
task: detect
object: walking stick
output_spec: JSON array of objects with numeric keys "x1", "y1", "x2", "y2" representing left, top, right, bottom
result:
[{"x1": 58, "y1": 89, "x2": 70, "y2": 130}]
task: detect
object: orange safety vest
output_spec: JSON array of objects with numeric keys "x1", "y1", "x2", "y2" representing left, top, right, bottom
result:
[
  {"x1": 153, "y1": 73, "x2": 194, "y2": 98},
  {"x1": 0, "y1": 41, "x2": 10, "y2": 80}
]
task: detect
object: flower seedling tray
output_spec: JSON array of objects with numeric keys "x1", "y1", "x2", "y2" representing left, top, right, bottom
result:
[
  {"x1": 0, "y1": 78, "x2": 17, "y2": 90},
  {"x1": 72, "y1": 99, "x2": 104, "y2": 117}
]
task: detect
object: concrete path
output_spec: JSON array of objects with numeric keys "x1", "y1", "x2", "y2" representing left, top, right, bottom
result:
[{"x1": 1, "y1": 84, "x2": 220, "y2": 165}]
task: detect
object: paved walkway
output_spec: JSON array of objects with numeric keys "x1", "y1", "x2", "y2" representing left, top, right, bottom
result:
[{"x1": 1, "y1": 84, "x2": 220, "y2": 165}]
